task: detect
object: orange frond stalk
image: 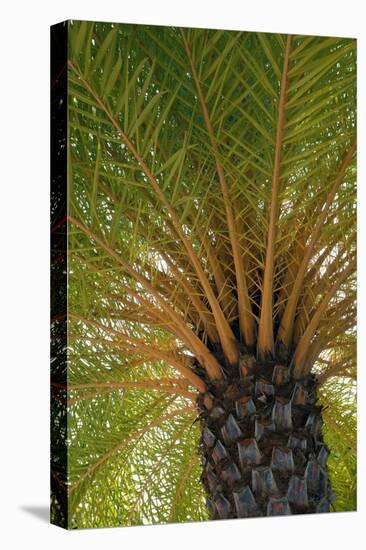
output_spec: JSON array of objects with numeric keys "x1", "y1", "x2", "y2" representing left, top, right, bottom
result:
[
  {"x1": 68, "y1": 312, "x2": 207, "y2": 392},
  {"x1": 257, "y1": 35, "x2": 292, "y2": 359},
  {"x1": 68, "y1": 217, "x2": 223, "y2": 381},
  {"x1": 69, "y1": 60, "x2": 233, "y2": 372},
  {"x1": 292, "y1": 258, "x2": 356, "y2": 378},
  {"x1": 293, "y1": 247, "x2": 354, "y2": 344},
  {"x1": 317, "y1": 356, "x2": 355, "y2": 384},
  {"x1": 181, "y1": 28, "x2": 254, "y2": 353},
  {"x1": 53, "y1": 380, "x2": 197, "y2": 403},
  {"x1": 163, "y1": 254, "x2": 220, "y2": 343},
  {"x1": 277, "y1": 140, "x2": 356, "y2": 351}
]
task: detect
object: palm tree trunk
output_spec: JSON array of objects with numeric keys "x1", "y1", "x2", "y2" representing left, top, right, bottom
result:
[{"x1": 197, "y1": 358, "x2": 334, "y2": 518}]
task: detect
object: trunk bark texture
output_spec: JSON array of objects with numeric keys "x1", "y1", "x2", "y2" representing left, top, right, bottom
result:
[{"x1": 197, "y1": 358, "x2": 334, "y2": 519}]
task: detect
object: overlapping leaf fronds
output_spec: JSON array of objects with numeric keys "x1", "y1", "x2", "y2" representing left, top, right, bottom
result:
[
  {"x1": 66, "y1": 391, "x2": 204, "y2": 527},
  {"x1": 50, "y1": 20, "x2": 356, "y2": 526},
  {"x1": 319, "y1": 377, "x2": 357, "y2": 511}
]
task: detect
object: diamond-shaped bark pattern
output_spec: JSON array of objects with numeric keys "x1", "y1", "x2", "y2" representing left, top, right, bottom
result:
[
  {"x1": 287, "y1": 435, "x2": 307, "y2": 451},
  {"x1": 271, "y1": 447, "x2": 295, "y2": 472},
  {"x1": 233, "y1": 486, "x2": 257, "y2": 517},
  {"x1": 272, "y1": 398, "x2": 292, "y2": 430},
  {"x1": 287, "y1": 475, "x2": 308, "y2": 507},
  {"x1": 198, "y1": 366, "x2": 331, "y2": 519},
  {"x1": 272, "y1": 365, "x2": 290, "y2": 385},
  {"x1": 235, "y1": 396, "x2": 256, "y2": 419},
  {"x1": 252, "y1": 466, "x2": 279, "y2": 497},
  {"x1": 254, "y1": 418, "x2": 275, "y2": 440},
  {"x1": 238, "y1": 438, "x2": 262, "y2": 468},
  {"x1": 267, "y1": 497, "x2": 291, "y2": 516},
  {"x1": 221, "y1": 414, "x2": 243, "y2": 445}
]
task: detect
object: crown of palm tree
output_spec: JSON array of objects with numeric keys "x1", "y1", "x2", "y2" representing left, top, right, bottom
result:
[{"x1": 51, "y1": 20, "x2": 356, "y2": 527}]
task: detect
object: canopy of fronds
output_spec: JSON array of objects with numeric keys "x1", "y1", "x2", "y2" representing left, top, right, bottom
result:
[{"x1": 51, "y1": 20, "x2": 356, "y2": 527}]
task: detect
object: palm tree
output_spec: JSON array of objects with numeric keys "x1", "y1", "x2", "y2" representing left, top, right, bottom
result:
[{"x1": 51, "y1": 20, "x2": 356, "y2": 528}]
